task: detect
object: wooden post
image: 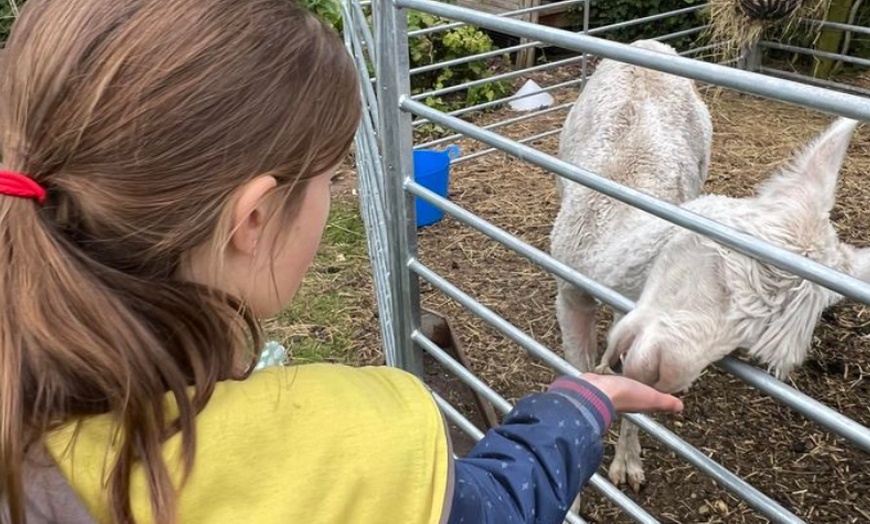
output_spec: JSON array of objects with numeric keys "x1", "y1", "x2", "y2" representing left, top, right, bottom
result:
[
  {"x1": 516, "y1": 0, "x2": 541, "y2": 69},
  {"x1": 812, "y1": 0, "x2": 855, "y2": 79}
]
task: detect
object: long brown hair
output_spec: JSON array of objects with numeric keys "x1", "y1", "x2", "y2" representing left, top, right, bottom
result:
[{"x1": 0, "y1": 0, "x2": 361, "y2": 522}]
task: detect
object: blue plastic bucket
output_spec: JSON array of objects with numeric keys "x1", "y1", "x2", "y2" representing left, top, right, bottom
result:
[{"x1": 412, "y1": 145, "x2": 460, "y2": 228}]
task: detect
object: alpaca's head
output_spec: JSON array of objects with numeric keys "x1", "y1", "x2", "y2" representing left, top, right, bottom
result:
[{"x1": 602, "y1": 118, "x2": 870, "y2": 392}]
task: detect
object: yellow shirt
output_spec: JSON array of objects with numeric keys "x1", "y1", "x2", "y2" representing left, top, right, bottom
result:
[{"x1": 45, "y1": 364, "x2": 452, "y2": 524}]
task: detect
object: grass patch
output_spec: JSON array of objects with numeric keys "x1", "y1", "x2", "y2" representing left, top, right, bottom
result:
[{"x1": 264, "y1": 199, "x2": 371, "y2": 365}]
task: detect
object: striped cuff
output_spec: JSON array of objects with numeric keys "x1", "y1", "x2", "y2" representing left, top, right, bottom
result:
[{"x1": 547, "y1": 376, "x2": 615, "y2": 435}]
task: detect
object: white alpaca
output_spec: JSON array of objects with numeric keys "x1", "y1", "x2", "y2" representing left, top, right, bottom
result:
[
  {"x1": 596, "y1": 117, "x2": 869, "y2": 490},
  {"x1": 550, "y1": 39, "x2": 713, "y2": 385},
  {"x1": 550, "y1": 40, "x2": 712, "y2": 507}
]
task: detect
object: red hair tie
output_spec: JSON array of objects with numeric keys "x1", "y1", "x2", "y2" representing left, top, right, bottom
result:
[{"x1": 0, "y1": 169, "x2": 47, "y2": 205}]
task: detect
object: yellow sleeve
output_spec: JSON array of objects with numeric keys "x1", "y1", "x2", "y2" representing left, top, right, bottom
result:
[{"x1": 45, "y1": 363, "x2": 452, "y2": 524}]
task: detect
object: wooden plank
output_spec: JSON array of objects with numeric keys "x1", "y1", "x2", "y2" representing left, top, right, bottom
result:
[
  {"x1": 455, "y1": 0, "x2": 523, "y2": 14},
  {"x1": 538, "y1": 8, "x2": 576, "y2": 29},
  {"x1": 517, "y1": 0, "x2": 541, "y2": 68}
]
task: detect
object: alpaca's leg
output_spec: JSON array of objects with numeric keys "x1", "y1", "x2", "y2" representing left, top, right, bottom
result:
[
  {"x1": 556, "y1": 285, "x2": 598, "y2": 373},
  {"x1": 608, "y1": 419, "x2": 644, "y2": 492},
  {"x1": 558, "y1": 285, "x2": 600, "y2": 516}
]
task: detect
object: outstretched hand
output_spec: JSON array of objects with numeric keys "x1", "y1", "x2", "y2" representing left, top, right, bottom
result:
[{"x1": 580, "y1": 373, "x2": 684, "y2": 414}]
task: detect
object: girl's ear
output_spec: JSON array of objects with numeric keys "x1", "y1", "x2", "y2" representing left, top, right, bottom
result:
[{"x1": 230, "y1": 175, "x2": 278, "y2": 257}]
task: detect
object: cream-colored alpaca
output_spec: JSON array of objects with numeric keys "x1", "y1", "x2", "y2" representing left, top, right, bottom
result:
[
  {"x1": 550, "y1": 39, "x2": 713, "y2": 509},
  {"x1": 598, "y1": 117, "x2": 870, "y2": 491}
]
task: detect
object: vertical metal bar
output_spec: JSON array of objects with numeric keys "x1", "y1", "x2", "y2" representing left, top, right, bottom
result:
[
  {"x1": 353, "y1": 0, "x2": 378, "y2": 71},
  {"x1": 743, "y1": 43, "x2": 762, "y2": 71},
  {"x1": 344, "y1": 0, "x2": 403, "y2": 369},
  {"x1": 580, "y1": 0, "x2": 591, "y2": 87},
  {"x1": 431, "y1": 391, "x2": 486, "y2": 441},
  {"x1": 375, "y1": 0, "x2": 424, "y2": 374}
]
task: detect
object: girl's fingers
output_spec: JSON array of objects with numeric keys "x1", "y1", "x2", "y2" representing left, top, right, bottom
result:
[
  {"x1": 618, "y1": 382, "x2": 683, "y2": 413},
  {"x1": 582, "y1": 374, "x2": 685, "y2": 414},
  {"x1": 638, "y1": 391, "x2": 684, "y2": 413}
]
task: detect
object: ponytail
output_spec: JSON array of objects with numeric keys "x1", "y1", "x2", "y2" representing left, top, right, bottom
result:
[{"x1": 0, "y1": 193, "x2": 260, "y2": 523}]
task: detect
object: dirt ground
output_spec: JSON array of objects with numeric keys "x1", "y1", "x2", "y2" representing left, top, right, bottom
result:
[{"x1": 333, "y1": 63, "x2": 870, "y2": 522}]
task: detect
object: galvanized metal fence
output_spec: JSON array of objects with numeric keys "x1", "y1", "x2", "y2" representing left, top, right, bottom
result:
[{"x1": 343, "y1": 1, "x2": 869, "y2": 522}]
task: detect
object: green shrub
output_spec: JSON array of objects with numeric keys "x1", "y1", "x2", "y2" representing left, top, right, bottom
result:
[
  {"x1": 1, "y1": 0, "x2": 23, "y2": 46},
  {"x1": 297, "y1": 0, "x2": 343, "y2": 32},
  {"x1": 406, "y1": 11, "x2": 513, "y2": 112}
]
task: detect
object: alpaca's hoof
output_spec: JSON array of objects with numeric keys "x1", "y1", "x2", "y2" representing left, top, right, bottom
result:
[
  {"x1": 628, "y1": 467, "x2": 645, "y2": 493},
  {"x1": 608, "y1": 453, "x2": 646, "y2": 492}
]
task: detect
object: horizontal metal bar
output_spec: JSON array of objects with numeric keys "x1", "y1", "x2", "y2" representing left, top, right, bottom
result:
[
  {"x1": 414, "y1": 331, "x2": 513, "y2": 412},
  {"x1": 716, "y1": 356, "x2": 870, "y2": 452},
  {"x1": 408, "y1": 179, "x2": 870, "y2": 456},
  {"x1": 402, "y1": 98, "x2": 870, "y2": 306},
  {"x1": 413, "y1": 78, "x2": 582, "y2": 127},
  {"x1": 759, "y1": 40, "x2": 870, "y2": 69},
  {"x1": 717, "y1": 57, "x2": 741, "y2": 67},
  {"x1": 415, "y1": 101, "x2": 573, "y2": 150},
  {"x1": 411, "y1": 55, "x2": 584, "y2": 101},
  {"x1": 679, "y1": 43, "x2": 721, "y2": 57},
  {"x1": 413, "y1": 331, "x2": 656, "y2": 524},
  {"x1": 431, "y1": 390, "x2": 486, "y2": 440},
  {"x1": 411, "y1": 16, "x2": 709, "y2": 124},
  {"x1": 797, "y1": 17, "x2": 870, "y2": 36},
  {"x1": 406, "y1": 182, "x2": 632, "y2": 311},
  {"x1": 759, "y1": 67, "x2": 870, "y2": 97},
  {"x1": 410, "y1": 42, "x2": 519, "y2": 76},
  {"x1": 395, "y1": 0, "x2": 870, "y2": 121},
  {"x1": 412, "y1": 261, "x2": 801, "y2": 522},
  {"x1": 589, "y1": 4, "x2": 707, "y2": 34},
  {"x1": 654, "y1": 24, "x2": 711, "y2": 43},
  {"x1": 412, "y1": 5, "x2": 710, "y2": 80},
  {"x1": 624, "y1": 413, "x2": 802, "y2": 523},
  {"x1": 412, "y1": 25, "x2": 716, "y2": 126},
  {"x1": 585, "y1": 474, "x2": 658, "y2": 524},
  {"x1": 410, "y1": 258, "x2": 583, "y2": 376},
  {"x1": 452, "y1": 127, "x2": 561, "y2": 164},
  {"x1": 413, "y1": 36, "x2": 542, "y2": 79},
  {"x1": 408, "y1": 0, "x2": 589, "y2": 37}
]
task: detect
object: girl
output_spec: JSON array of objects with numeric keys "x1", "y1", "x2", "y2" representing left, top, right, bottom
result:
[{"x1": 0, "y1": 0, "x2": 682, "y2": 523}]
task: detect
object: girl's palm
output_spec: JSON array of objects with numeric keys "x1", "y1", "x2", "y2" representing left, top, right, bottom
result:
[{"x1": 582, "y1": 374, "x2": 684, "y2": 414}]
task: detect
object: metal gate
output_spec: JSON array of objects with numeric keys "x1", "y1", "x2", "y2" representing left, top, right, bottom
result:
[{"x1": 341, "y1": 1, "x2": 870, "y2": 522}]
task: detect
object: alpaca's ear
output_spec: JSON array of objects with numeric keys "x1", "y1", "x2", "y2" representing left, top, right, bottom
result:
[{"x1": 757, "y1": 118, "x2": 858, "y2": 214}]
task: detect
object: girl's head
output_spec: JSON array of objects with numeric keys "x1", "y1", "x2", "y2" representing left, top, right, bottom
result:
[{"x1": 0, "y1": 0, "x2": 360, "y2": 521}]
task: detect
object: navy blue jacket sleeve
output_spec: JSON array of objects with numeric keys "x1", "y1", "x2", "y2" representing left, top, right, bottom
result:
[{"x1": 446, "y1": 376, "x2": 615, "y2": 524}]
